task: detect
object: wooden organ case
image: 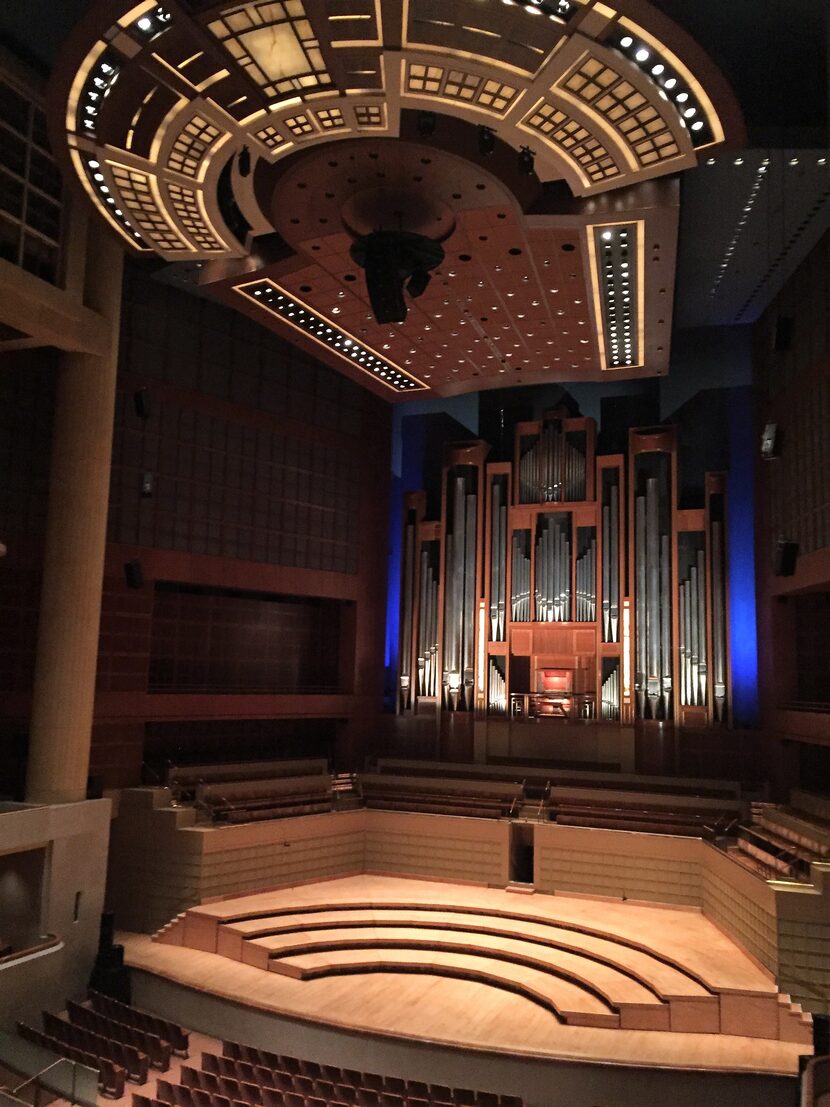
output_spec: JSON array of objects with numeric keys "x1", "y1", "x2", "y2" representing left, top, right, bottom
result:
[{"x1": 397, "y1": 412, "x2": 732, "y2": 743}]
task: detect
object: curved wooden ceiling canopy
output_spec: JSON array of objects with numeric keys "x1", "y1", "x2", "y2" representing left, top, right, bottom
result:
[{"x1": 50, "y1": 0, "x2": 744, "y2": 400}]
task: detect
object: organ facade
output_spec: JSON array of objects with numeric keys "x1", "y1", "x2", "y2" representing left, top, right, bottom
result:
[{"x1": 398, "y1": 411, "x2": 731, "y2": 732}]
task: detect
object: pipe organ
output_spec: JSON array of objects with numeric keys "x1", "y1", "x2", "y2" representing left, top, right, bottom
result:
[{"x1": 398, "y1": 412, "x2": 731, "y2": 730}]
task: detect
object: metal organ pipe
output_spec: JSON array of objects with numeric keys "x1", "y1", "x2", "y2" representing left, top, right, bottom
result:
[
  {"x1": 519, "y1": 421, "x2": 586, "y2": 504},
  {"x1": 711, "y1": 520, "x2": 727, "y2": 721},
  {"x1": 417, "y1": 541, "x2": 439, "y2": 698},
  {"x1": 488, "y1": 659, "x2": 506, "y2": 714},
  {"x1": 575, "y1": 531, "x2": 596, "y2": 622},
  {"x1": 442, "y1": 473, "x2": 477, "y2": 712},
  {"x1": 398, "y1": 517, "x2": 415, "y2": 710},
  {"x1": 535, "y1": 516, "x2": 571, "y2": 622},
  {"x1": 678, "y1": 543, "x2": 708, "y2": 709},
  {"x1": 601, "y1": 663, "x2": 620, "y2": 721},
  {"x1": 489, "y1": 479, "x2": 507, "y2": 642},
  {"x1": 635, "y1": 473, "x2": 673, "y2": 721},
  {"x1": 511, "y1": 531, "x2": 530, "y2": 622}
]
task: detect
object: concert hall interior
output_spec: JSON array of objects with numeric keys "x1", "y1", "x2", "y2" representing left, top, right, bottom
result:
[{"x1": 0, "y1": 0, "x2": 829, "y2": 1104}]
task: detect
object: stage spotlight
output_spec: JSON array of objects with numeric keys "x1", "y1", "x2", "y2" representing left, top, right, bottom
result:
[
  {"x1": 407, "y1": 270, "x2": 431, "y2": 298},
  {"x1": 478, "y1": 126, "x2": 496, "y2": 156},
  {"x1": 237, "y1": 145, "x2": 251, "y2": 177},
  {"x1": 518, "y1": 145, "x2": 536, "y2": 176},
  {"x1": 417, "y1": 111, "x2": 437, "y2": 137}
]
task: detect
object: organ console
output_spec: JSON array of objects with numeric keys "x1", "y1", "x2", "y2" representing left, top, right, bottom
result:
[{"x1": 397, "y1": 411, "x2": 731, "y2": 732}]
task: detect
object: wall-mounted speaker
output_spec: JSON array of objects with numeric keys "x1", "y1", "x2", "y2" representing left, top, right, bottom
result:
[
  {"x1": 124, "y1": 559, "x2": 144, "y2": 589},
  {"x1": 133, "y1": 388, "x2": 151, "y2": 419},
  {"x1": 760, "y1": 422, "x2": 779, "y2": 460},
  {"x1": 773, "y1": 316, "x2": 795, "y2": 352},
  {"x1": 773, "y1": 538, "x2": 799, "y2": 577}
]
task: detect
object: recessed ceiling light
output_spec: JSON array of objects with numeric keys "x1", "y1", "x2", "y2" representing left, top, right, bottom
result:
[{"x1": 635, "y1": 47, "x2": 649, "y2": 62}]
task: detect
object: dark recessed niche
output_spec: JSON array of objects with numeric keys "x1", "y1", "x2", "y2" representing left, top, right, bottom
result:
[
  {"x1": 325, "y1": 192, "x2": 334, "y2": 199},
  {"x1": 562, "y1": 243, "x2": 575, "y2": 252},
  {"x1": 452, "y1": 192, "x2": 462, "y2": 199},
  {"x1": 300, "y1": 284, "x2": 312, "y2": 292},
  {"x1": 347, "y1": 177, "x2": 357, "y2": 184},
  {"x1": 368, "y1": 152, "x2": 378, "y2": 159},
  {"x1": 297, "y1": 182, "x2": 307, "y2": 189},
  {"x1": 344, "y1": 273, "x2": 357, "y2": 282},
  {"x1": 376, "y1": 172, "x2": 385, "y2": 178},
  {"x1": 480, "y1": 316, "x2": 488, "y2": 322},
  {"x1": 497, "y1": 212, "x2": 506, "y2": 219},
  {"x1": 479, "y1": 235, "x2": 488, "y2": 242},
  {"x1": 319, "y1": 218, "x2": 328, "y2": 224},
  {"x1": 413, "y1": 175, "x2": 423, "y2": 182},
  {"x1": 421, "y1": 157, "x2": 432, "y2": 165},
  {"x1": 476, "y1": 183, "x2": 485, "y2": 190},
  {"x1": 328, "y1": 161, "x2": 338, "y2": 167},
  {"x1": 291, "y1": 218, "x2": 300, "y2": 224},
  {"x1": 509, "y1": 247, "x2": 522, "y2": 256},
  {"x1": 459, "y1": 254, "x2": 472, "y2": 261},
  {"x1": 311, "y1": 244, "x2": 320, "y2": 251}
]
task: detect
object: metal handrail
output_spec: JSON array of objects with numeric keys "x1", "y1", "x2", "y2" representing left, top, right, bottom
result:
[{"x1": 12, "y1": 1057, "x2": 81, "y2": 1106}]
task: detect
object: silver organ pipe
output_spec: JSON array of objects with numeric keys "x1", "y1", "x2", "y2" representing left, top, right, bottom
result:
[
  {"x1": 601, "y1": 662, "x2": 620, "y2": 721},
  {"x1": 575, "y1": 528, "x2": 596, "y2": 622},
  {"x1": 487, "y1": 657, "x2": 506, "y2": 714},
  {"x1": 711, "y1": 518, "x2": 727, "y2": 721},
  {"x1": 511, "y1": 530, "x2": 531, "y2": 622},
  {"x1": 442, "y1": 471, "x2": 477, "y2": 712},
  {"x1": 609, "y1": 481, "x2": 619, "y2": 641},
  {"x1": 398, "y1": 514, "x2": 416, "y2": 711},
  {"x1": 417, "y1": 540, "x2": 439, "y2": 698},
  {"x1": 635, "y1": 494, "x2": 647, "y2": 719},
  {"x1": 489, "y1": 477, "x2": 507, "y2": 642},
  {"x1": 635, "y1": 470, "x2": 673, "y2": 721},
  {"x1": 678, "y1": 540, "x2": 708, "y2": 708},
  {"x1": 519, "y1": 421, "x2": 586, "y2": 504},
  {"x1": 535, "y1": 515, "x2": 571, "y2": 622}
]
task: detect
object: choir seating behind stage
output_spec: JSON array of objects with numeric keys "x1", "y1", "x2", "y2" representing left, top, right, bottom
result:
[
  {"x1": 167, "y1": 761, "x2": 330, "y2": 803},
  {"x1": 728, "y1": 792, "x2": 830, "y2": 882},
  {"x1": 359, "y1": 773, "x2": 523, "y2": 819}
]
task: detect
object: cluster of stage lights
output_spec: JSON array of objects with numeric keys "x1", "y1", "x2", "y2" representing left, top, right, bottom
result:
[
  {"x1": 132, "y1": 6, "x2": 173, "y2": 39},
  {"x1": 710, "y1": 157, "x2": 769, "y2": 298},
  {"x1": 244, "y1": 282, "x2": 424, "y2": 393},
  {"x1": 596, "y1": 225, "x2": 637, "y2": 367},
  {"x1": 78, "y1": 49, "x2": 120, "y2": 135},
  {"x1": 613, "y1": 33, "x2": 712, "y2": 147},
  {"x1": 82, "y1": 155, "x2": 147, "y2": 246},
  {"x1": 498, "y1": 0, "x2": 577, "y2": 20}
]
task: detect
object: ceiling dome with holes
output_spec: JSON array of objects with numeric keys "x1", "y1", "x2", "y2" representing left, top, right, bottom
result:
[{"x1": 49, "y1": 0, "x2": 744, "y2": 400}]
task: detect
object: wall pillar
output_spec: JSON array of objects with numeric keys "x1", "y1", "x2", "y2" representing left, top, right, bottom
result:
[{"x1": 25, "y1": 224, "x2": 123, "y2": 804}]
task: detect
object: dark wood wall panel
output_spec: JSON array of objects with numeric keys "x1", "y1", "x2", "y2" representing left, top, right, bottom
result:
[{"x1": 148, "y1": 583, "x2": 343, "y2": 694}]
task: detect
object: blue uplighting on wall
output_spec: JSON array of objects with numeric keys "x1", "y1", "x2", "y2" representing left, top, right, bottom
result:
[{"x1": 727, "y1": 386, "x2": 759, "y2": 726}]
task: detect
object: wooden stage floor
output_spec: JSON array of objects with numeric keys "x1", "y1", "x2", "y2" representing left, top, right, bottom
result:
[{"x1": 123, "y1": 875, "x2": 809, "y2": 1077}]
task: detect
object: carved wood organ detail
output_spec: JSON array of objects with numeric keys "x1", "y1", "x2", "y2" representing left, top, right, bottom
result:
[{"x1": 398, "y1": 413, "x2": 731, "y2": 727}]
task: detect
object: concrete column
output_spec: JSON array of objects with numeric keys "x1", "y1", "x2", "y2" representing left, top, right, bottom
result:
[{"x1": 26, "y1": 223, "x2": 123, "y2": 804}]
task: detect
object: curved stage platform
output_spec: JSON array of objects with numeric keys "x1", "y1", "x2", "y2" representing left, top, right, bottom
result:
[{"x1": 125, "y1": 876, "x2": 810, "y2": 1107}]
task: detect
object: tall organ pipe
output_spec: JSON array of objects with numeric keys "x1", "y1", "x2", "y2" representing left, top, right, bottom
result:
[
  {"x1": 398, "y1": 518, "x2": 415, "y2": 710},
  {"x1": 442, "y1": 473, "x2": 478, "y2": 712},
  {"x1": 519, "y1": 422, "x2": 586, "y2": 504}
]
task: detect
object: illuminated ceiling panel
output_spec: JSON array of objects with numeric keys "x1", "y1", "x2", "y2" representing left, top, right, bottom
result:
[{"x1": 51, "y1": 0, "x2": 739, "y2": 399}]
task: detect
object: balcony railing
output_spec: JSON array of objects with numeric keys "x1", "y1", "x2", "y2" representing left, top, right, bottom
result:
[{"x1": 510, "y1": 692, "x2": 596, "y2": 721}]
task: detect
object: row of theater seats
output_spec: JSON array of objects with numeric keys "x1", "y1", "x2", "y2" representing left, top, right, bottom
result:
[
  {"x1": 220, "y1": 1041, "x2": 521, "y2": 1107},
  {"x1": 16, "y1": 996, "x2": 189, "y2": 1097},
  {"x1": 195, "y1": 774, "x2": 333, "y2": 824},
  {"x1": 359, "y1": 774, "x2": 520, "y2": 820},
  {"x1": 134, "y1": 1047, "x2": 522, "y2": 1107},
  {"x1": 17, "y1": 1021, "x2": 126, "y2": 1098},
  {"x1": 729, "y1": 796, "x2": 830, "y2": 881},
  {"x1": 89, "y1": 988, "x2": 190, "y2": 1055}
]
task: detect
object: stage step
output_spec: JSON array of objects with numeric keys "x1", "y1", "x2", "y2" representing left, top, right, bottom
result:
[{"x1": 505, "y1": 882, "x2": 535, "y2": 894}]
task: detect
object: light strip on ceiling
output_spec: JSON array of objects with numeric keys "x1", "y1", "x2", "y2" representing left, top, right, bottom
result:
[
  {"x1": 234, "y1": 280, "x2": 429, "y2": 394},
  {"x1": 586, "y1": 220, "x2": 643, "y2": 370}
]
